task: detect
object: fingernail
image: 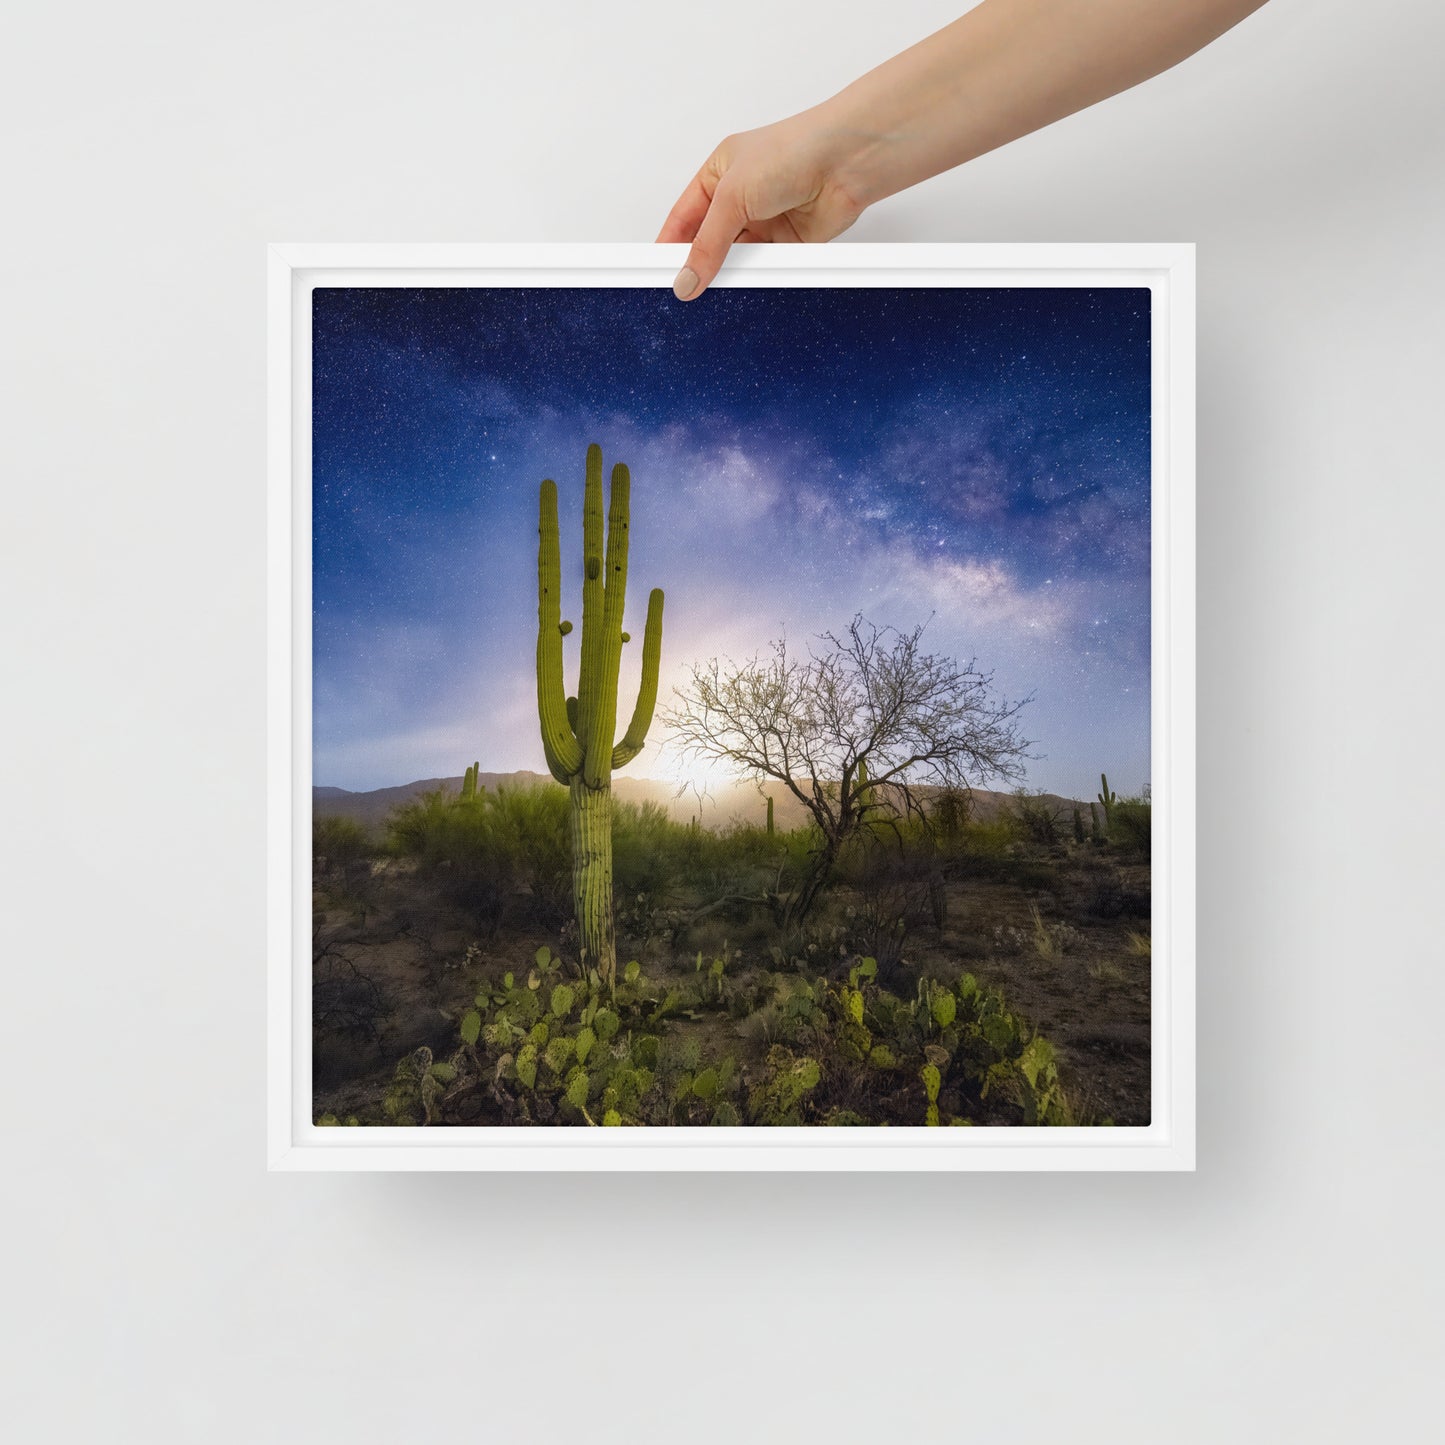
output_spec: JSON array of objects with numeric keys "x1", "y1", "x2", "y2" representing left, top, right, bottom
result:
[{"x1": 672, "y1": 267, "x2": 699, "y2": 301}]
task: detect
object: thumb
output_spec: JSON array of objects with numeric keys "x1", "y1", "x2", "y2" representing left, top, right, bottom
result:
[{"x1": 673, "y1": 181, "x2": 749, "y2": 301}]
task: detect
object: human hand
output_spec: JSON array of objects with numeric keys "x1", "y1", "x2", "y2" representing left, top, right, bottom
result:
[
  {"x1": 658, "y1": 2, "x2": 1269, "y2": 303},
  {"x1": 657, "y1": 108, "x2": 872, "y2": 301}
]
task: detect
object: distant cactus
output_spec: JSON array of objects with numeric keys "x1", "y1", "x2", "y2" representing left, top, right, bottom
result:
[
  {"x1": 1090, "y1": 800, "x2": 1104, "y2": 845},
  {"x1": 536, "y1": 444, "x2": 664, "y2": 988},
  {"x1": 765, "y1": 794, "x2": 774, "y2": 836},
  {"x1": 856, "y1": 757, "x2": 875, "y2": 815},
  {"x1": 460, "y1": 762, "x2": 479, "y2": 802},
  {"x1": 1098, "y1": 773, "x2": 1118, "y2": 824},
  {"x1": 1073, "y1": 806, "x2": 1086, "y2": 844}
]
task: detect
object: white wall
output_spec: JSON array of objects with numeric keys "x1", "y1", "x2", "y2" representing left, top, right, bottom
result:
[{"x1": 3, "y1": 2, "x2": 1441, "y2": 1438}]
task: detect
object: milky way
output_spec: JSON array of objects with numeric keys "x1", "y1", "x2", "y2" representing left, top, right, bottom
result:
[{"x1": 313, "y1": 286, "x2": 1150, "y2": 796}]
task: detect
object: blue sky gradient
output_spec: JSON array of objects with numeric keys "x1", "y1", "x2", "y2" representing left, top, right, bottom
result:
[{"x1": 313, "y1": 285, "x2": 1151, "y2": 797}]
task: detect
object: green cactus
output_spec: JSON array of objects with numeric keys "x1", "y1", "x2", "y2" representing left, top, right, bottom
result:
[
  {"x1": 921, "y1": 1062, "x2": 942, "y2": 1127},
  {"x1": 765, "y1": 794, "x2": 774, "y2": 836},
  {"x1": 1098, "y1": 773, "x2": 1118, "y2": 825},
  {"x1": 930, "y1": 989, "x2": 956, "y2": 1031},
  {"x1": 575, "y1": 1025, "x2": 596, "y2": 1065},
  {"x1": 856, "y1": 757, "x2": 875, "y2": 815},
  {"x1": 1073, "y1": 806, "x2": 1086, "y2": 844},
  {"x1": 536, "y1": 444, "x2": 665, "y2": 988},
  {"x1": 460, "y1": 762, "x2": 478, "y2": 802},
  {"x1": 1090, "y1": 800, "x2": 1104, "y2": 845}
]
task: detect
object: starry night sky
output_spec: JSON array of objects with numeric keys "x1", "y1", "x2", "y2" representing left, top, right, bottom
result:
[{"x1": 313, "y1": 285, "x2": 1151, "y2": 797}]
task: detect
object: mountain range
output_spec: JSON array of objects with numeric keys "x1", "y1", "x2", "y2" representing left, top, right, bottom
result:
[{"x1": 314, "y1": 771, "x2": 1090, "y2": 834}]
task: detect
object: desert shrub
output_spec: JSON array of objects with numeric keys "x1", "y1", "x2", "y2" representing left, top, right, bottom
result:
[
  {"x1": 1109, "y1": 793, "x2": 1152, "y2": 859},
  {"x1": 949, "y1": 815, "x2": 1023, "y2": 880},
  {"x1": 484, "y1": 784, "x2": 571, "y2": 921},
  {"x1": 384, "y1": 788, "x2": 454, "y2": 856},
  {"x1": 1011, "y1": 790, "x2": 1064, "y2": 849},
  {"x1": 1081, "y1": 874, "x2": 1123, "y2": 919},
  {"x1": 676, "y1": 815, "x2": 788, "y2": 887},
  {"x1": 1025, "y1": 902, "x2": 1076, "y2": 960},
  {"x1": 385, "y1": 783, "x2": 570, "y2": 929},
  {"x1": 313, "y1": 813, "x2": 375, "y2": 869},
  {"x1": 612, "y1": 800, "x2": 680, "y2": 896},
  {"x1": 1081, "y1": 873, "x2": 1150, "y2": 921},
  {"x1": 929, "y1": 786, "x2": 972, "y2": 847},
  {"x1": 839, "y1": 864, "x2": 938, "y2": 978},
  {"x1": 312, "y1": 935, "x2": 389, "y2": 1040},
  {"x1": 830, "y1": 817, "x2": 959, "y2": 970},
  {"x1": 386, "y1": 788, "x2": 497, "y2": 920}
]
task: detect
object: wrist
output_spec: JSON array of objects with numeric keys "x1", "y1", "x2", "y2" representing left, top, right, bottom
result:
[{"x1": 803, "y1": 90, "x2": 905, "y2": 213}]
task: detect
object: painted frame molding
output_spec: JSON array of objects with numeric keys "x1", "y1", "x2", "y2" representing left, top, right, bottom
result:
[{"x1": 268, "y1": 242, "x2": 1195, "y2": 1171}]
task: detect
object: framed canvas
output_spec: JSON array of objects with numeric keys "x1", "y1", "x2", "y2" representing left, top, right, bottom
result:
[{"x1": 268, "y1": 242, "x2": 1195, "y2": 1171}]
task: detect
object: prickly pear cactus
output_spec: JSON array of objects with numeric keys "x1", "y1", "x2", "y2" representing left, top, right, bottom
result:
[{"x1": 921, "y1": 1062, "x2": 942, "y2": 1126}]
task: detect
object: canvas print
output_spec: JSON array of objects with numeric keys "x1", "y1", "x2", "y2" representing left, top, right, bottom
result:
[{"x1": 311, "y1": 283, "x2": 1152, "y2": 1129}]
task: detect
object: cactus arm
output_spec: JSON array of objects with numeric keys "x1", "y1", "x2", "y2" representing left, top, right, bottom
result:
[
  {"x1": 612, "y1": 587, "x2": 664, "y2": 769},
  {"x1": 537, "y1": 477, "x2": 582, "y2": 784},
  {"x1": 1098, "y1": 773, "x2": 1117, "y2": 817},
  {"x1": 575, "y1": 444, "x2": 609, "y2": 779},
  {"x1": 582, "y1": 462, "x2": 631, "y2": 787}
]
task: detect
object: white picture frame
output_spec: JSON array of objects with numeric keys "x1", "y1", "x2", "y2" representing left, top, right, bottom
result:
[{"x1": 269, "y1": 242, "x2": 1195, "y2": 1171}]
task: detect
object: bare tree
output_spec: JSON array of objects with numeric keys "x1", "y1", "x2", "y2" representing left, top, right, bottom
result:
[{"x1": 664, "y1": 615, "x2": 1031, "y2": 928}]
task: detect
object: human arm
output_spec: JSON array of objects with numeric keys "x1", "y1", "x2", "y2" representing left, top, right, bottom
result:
[{"x1": 660, "y1": 0, "x2": 1269, "y2": 298}]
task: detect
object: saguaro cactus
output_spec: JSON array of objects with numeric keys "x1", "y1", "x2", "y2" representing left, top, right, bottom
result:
[
  {"x1": 536, "y1": 444, "x2": 664, "y2": 987},
  {"x1": 460, "y1": 761, "x2": 481, "y2": 802},
  {"x1": 1098, "y1": 773, "x2": 1118, "y2": 826},
  {"x1": 766, "y1": 795, "x2": 775, "y2": 836},
  {"x1": 856, "y1": 758, "x2": 876, "y2": 815}
]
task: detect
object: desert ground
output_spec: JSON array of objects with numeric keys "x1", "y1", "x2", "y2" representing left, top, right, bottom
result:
[{"x1": 312, "y1": 777, "x2": 1151, "y2": 1128}]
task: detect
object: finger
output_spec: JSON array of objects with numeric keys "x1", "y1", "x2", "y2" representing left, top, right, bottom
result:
[
  {"x1": 674, "y1": 180, "x2": 748, "y2": 301},
  {"x1": 656, "y1": 172, "x2": 714, "y2": 244}
]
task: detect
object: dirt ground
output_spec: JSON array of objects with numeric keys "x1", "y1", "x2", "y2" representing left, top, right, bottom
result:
[{"x1": 312, "y1": 850, "x2": 1151, "y2": 1126}]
